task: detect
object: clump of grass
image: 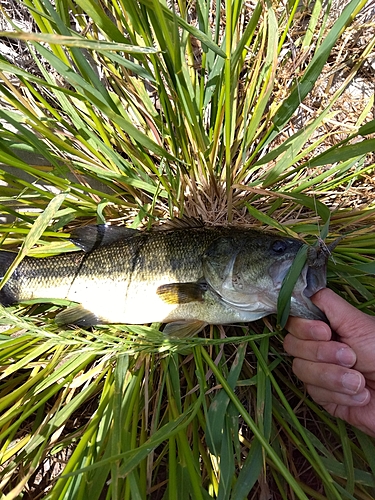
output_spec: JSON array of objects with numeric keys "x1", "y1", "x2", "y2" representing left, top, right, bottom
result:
[{"x1": 0, "y1": 0, "x2": 375, "y2": 498}]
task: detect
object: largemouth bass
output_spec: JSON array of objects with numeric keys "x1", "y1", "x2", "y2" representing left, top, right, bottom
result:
[{"x1": 0, "y1": 222, "x2": 329, "y2": 331}]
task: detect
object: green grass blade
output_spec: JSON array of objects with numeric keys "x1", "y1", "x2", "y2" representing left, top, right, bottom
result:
[
  {"x1": 272, "y1": 0, "x2": 368, "y2": 130},
  {"x1": 0, "y1": 192, "x2": 67, "y2": 290},
  {"x1": 201, "y1": 348, "x2": 310, "y2": 500},
  {"x1": 277, "y1": 244, "x2": 308, "y2": 328}
]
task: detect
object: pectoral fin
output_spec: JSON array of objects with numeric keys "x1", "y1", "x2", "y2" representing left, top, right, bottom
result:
[
  {"x1": 55, "y1": 304, "x2": 101, "y2": 327},
  {"x1": 156, "y1": 282, "x2": 208, "y2": 304}
]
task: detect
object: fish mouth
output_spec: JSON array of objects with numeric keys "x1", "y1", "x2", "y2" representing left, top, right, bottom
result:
[
  {"x1": 291, "y1": 237, "x2": 341, "y2": 322},
  {"x1": 292, "y1": 263, "x2": 328, "y2": 322},
  {"x1": 304, "y1": 263, "x2": 327, "y2": 298}
]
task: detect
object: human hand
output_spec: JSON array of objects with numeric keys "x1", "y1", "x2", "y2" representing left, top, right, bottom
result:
[{"x1": 284, "y1": 288, "x2": 375, "y2": 437}]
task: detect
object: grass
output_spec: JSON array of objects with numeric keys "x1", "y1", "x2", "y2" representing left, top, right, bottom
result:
[{"x1": 0, "y1": 0, "x2": 375, "y2": 498}]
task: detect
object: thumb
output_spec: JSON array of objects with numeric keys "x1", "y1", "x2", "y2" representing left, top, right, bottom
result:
[{"x1": 312, "y1": 289, "x2": 372, "y2": 339}]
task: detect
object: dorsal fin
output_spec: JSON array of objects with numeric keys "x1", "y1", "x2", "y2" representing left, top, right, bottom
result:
[
  {"x1": 70, "y1": 225, "x2": 138, "y2": 252},
  {"x1": 155, "y1": 216, "x2": 205, "y2": 231}
]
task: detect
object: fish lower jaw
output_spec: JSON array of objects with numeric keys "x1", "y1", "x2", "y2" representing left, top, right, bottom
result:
[{"x1": 289, "y1": 295, "x2": 327, "y2": 322}]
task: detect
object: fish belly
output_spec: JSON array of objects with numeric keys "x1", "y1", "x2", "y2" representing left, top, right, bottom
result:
[{"x1": 69, "y1": 278, "x2": 181, "y2": 324}]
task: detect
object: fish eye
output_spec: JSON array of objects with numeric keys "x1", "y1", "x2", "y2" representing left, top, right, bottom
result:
[{"x1": 272, "y1": 240, "x2": 287, "y2": 254}]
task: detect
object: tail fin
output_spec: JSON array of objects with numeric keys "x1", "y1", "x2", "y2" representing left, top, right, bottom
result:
[{"x1": 0, "y1": 251, "x2": 18, "y2": 305}]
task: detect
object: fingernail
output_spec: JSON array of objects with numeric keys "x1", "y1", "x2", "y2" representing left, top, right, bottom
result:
[
  {"x1": 342, "y1": 372, "x2": 362, "y2": 393},
  {"x1": 310, "y1": 324, "x2": 330, "y2": 341},
  {"x1": 337, "y1": 347, "x2": 356, "y2": 367},
  {"x1": 352, "y1": 390, "x2": 369, "y2": 403}
]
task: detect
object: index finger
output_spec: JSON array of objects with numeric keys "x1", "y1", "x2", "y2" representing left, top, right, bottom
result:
[{"x1": 286, "y1": 316, "x2": 332, "y2": 341}]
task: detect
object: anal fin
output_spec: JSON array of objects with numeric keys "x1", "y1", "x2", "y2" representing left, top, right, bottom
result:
[
  {"x1": 163, "y1": 320, "x2": 207, "y2": 338},
  {"x1": 55, "y1": 304, "x2": 101, "y2": 327}
]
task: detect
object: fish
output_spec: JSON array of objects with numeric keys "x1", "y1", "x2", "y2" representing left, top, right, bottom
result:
[{"x1": 0, "y1": 221, "x2": 330, "y2": 332}]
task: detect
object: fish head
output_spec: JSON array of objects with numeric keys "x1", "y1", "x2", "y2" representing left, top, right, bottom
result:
[{"x1": 202, "y1": 231, "x2": 329, "y2": 322}]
